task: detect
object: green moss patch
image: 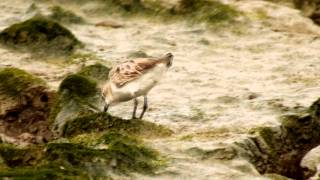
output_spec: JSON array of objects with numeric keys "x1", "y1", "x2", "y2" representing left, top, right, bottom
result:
[
  {"x1": 80, "y1": 0, "x2": 240, "y2": 26},
  {"x1": 0, "y1": 167, "x2": 87, "y2": 179},
  {"x1": 77, "y1": 63, "x2": 110, "y2": 83},
  {"x1": 63, "y1": 113, "x2": 172, "y2": 138},
  {"x1": 58, "y1": 74, "x2": 98, "y2": 98},
  {"x1": 0, "y1": 131, "x2": 165, "y2": 178},
  {"x1": 0, "y1": 144, "x2": 43, "y2": 168},
  {"x1": 0, "y1": 16, "x2": 81, "y2": 55},
  {"x1": 173, "y1": 0, "x2": 240, "y2": 25},
  {"x1": 0, "y1": 68, "x2": 45, "y2": 97},
  {"x1": 49, "y1": 64, "x2": 109, "y2": 133}
]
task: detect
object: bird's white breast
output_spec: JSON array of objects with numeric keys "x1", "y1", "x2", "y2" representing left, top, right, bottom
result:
[{"x1": 110, "y1": 64, "x2": 167, "y2": 103}]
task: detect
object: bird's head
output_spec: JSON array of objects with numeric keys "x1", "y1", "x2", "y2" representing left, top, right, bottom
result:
[{"x1": 164, "y1": 53, "x2": 174, "y2": 67}]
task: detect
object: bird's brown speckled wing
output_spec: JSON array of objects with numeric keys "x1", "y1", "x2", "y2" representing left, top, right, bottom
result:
[{"x1": 109, "y1": 58, "x2": 159, "y2": 87}]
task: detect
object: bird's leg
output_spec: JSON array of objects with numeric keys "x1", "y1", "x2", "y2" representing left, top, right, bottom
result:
[
  {"x1": 132, "y1": 98, "x2": 138, "y2": 119},
  {"x1": 103, "y1": 104, "x2": 109, "y2": 113},
  {"x1": 139, "y1": 96, "x2": 148, "y2": 119}
]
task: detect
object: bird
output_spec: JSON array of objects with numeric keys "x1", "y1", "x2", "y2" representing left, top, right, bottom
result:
[{"x1": 101, "y1": 52, "x2": 173, "y2": 119}]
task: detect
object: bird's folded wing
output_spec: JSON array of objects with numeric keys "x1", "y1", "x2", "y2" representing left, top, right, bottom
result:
[{"x1": 109, "y1": 58, "x2": 159, "y2": 87}]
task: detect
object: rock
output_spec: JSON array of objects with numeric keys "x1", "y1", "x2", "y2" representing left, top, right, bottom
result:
[
  {"x1": 0, "y1": 68, "x2": 55, "y2": 144},
  {"x1": 77, "y1": 63, "x2": 110, "y2": 83},
  {"x1": 198, "y1": 97, "x2": 320, "y2": 179},
  {"x1": 50, "y1": 74, "x2": 103, "y2": 134},
  {"x1": 0, "y1": 16, "x2": 81, "y2": 55},
  {"x1": 50, "y1": 64, "x2": 110, "y2": 135},
  {"x1": 63, "y1": 112, "x2": 172, "y2": 137},
  {"x1": 0, "y1": 131, "x2": 165, "y2": 178},
  {"x1": 172, "y1": 0, "x2": 240, "y2": 25},
  {"x1": 232, "y1": 97, "x2": 320, "y2": 179}
]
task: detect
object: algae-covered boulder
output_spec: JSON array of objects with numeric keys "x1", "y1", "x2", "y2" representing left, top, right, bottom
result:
[
  {"x1": 230, "y1": 98, "x2": 320, "y2": 179},
  {"x1": 172, "y1": 0, "x2": 240, "y2": 25},
  {"x1": 50, "y1": 74, "x2": 103, "y2": 134},
  {"x1": 50, "y1": 64, "x2": 110, "y2": 134},
  {"x1": 77, "y1": 63, "x2": 110, "y2": 83},
  {"x1": 0, "y1": 68, "x2": 55, "y2": 143},
  {"x1": 194, "y1": 97, "x2": 320, "y2": 179},
  {"x1": 63, "y1": 112, "x2": 172, "y2": 137},
  {"x1": 0, "y1": 131, "x2": 165, "y2": 179},
  {"x1": 0, "y1": 16, "x2": 81, "y2": 55}
]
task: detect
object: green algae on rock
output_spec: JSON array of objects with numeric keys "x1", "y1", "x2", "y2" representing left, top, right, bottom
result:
[
  {"x1": 0, "y1": 16, "x2": 81, "y2": 55},
  {"x1": 77, "y1": 63, "x2": 110, "y2": 83},
  {"x1": 0, "y1": 68, "x2": 45, "y2": 97},
  {"x1": 0, "y1": 131, "x2": 165, "y2": 178},
  {"x1": 50, "y1": 74, "x2": 103, "y2": 133},
  {"x1": 59, "y1": 74, "x2": 98, "y2": 98},
  {"x1": 173, "y1": 0, "x2": 240, "y2": 25},
  {"x1": 50, "y1": 64, "x2": 110, "y2": 134},
  {"x1": 61, "y1": 0, "x2": 241, "y2": 26},
  {"x1": 63, "y1": 112, "x2": 172, "y2": 137},
  {"x1": 232, "y1": 98, "x2": 320, "y2": 179}
]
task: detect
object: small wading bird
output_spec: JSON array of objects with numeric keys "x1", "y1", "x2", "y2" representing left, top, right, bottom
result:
[{"x1": 101, "y1": 53, "x2": 173, "y2": 119}]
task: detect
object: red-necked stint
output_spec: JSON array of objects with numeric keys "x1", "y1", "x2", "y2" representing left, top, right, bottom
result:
[{"x1": 102, "y1": 53, "x2": 173, "y2": 119}]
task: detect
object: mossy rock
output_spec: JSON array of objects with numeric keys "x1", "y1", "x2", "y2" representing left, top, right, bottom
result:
[
  {"x1": 0, "y1": 68, "x2": 45, "y2": 97},
  {"x1": 309, "y1": 97, "x2": 320, "y2": 118},
  {"x1": 0, "y1": 68, "x2": 55, "y2": 142},
  {"x1": 50, "y1": 64, "x2": 110, "y2": 134},
  {"x1": 50, "y1": 74, "x2": 103, "y2": 133},
  {"x1": 49, "y1": 6, "x2": 85, "y2": 24},
  {"x1": 0, "y1": 132, "x2": 164, "y2": 178},
  {"x1": 89, "y1": 0, "x2": 240, "y2": 26},
  {"x1": 0, "y1": 16, "x2": 81, "y2": 55},
  {"x1": 0, "y1": 167, "x2": 88, "y2": 179},
  {"x1": 0, "y1": 144, "x2": 43, "y2": 168},
  {"x1": 59, "y1": 74, "x2": 98, "y2": 98},
  {"x1": 173, "y1": 0, "x2": 240, "y2": 25},
  {"x1": 77, "y1": 63, "x2": 111, "y2": 83},
  {"x1": 234, "y1": 97, "x2": 320, "y2": 179},
  {"x1": 63, "y1": 112, "x2": 172, "y2": 138}
]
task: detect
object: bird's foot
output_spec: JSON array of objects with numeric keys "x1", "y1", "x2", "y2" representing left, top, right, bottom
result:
[{"x1": 132, "y1": 116, "x2": 140, "y2": 120}]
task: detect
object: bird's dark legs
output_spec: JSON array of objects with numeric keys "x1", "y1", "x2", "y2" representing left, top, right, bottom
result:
[
  {"x1": 139, "y1": 96, "x2": 148, "y2": 119},
  {"x1": 103, "y1": 104, "x2": 109, "y2": 113},
  {"x1": 132, "y1": 98, "x2": 138, "y2": 119}
]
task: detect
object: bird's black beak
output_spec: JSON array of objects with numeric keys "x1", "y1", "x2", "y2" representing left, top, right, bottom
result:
[
  {"x1": 165, "y1": 53, "x2": 173, "y2": 67},
  {"x1": 166, "y1": 53, "x2": 173, "y2": 59}
]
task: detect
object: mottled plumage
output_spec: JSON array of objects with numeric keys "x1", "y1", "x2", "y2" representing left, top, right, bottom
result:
[
  {"x1": 102, "y1": 53, "x2": 173, "y2": 119},
  {"x1": 109, "y1": 58, "x2": 159, "y2": 88}
]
